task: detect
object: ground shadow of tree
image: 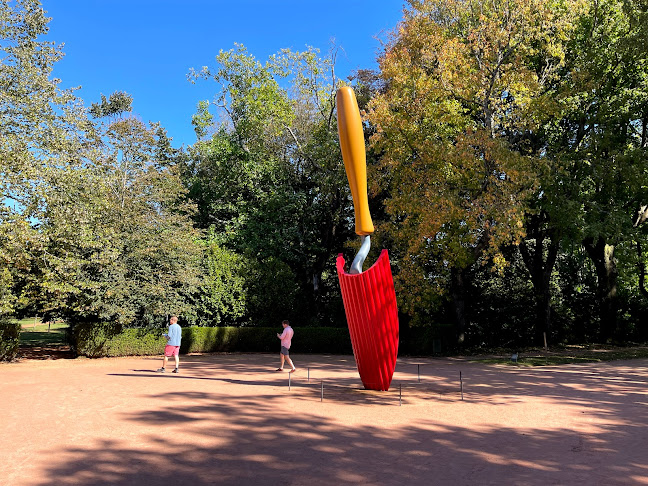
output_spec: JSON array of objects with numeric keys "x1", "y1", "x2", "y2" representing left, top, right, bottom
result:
[{"x1": 37, "y1": 356, "x2": 648, "y2": 485}]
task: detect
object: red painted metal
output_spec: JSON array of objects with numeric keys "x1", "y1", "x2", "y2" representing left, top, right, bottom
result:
[{"x1": 336, "y1": 250, "x2": 399, "y2": 391}]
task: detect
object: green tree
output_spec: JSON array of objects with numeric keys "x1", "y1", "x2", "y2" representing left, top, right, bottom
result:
[
  {"x1": 195, "y1": 229, "x2": 247, "y2": 325},
  {"x1": 186, "y1": 44, "x2": 354, "y2": 325},
  {"x1": 368, "y1": 0, "x2": 586, "y2": 343},
  {"x1": 543, "y1": 0, "x2": 648, "y2": 340},
  {"x1": 28, "y1": 93, "x2": 204, "y2": 326},
  {"x1": 0, "y1": 0, "x2": 96, "y2": 317}
]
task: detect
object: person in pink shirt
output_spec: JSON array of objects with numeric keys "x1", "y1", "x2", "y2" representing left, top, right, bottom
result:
[{"x1": 276, "y1": 319, "x2": 296, "y2": 372}]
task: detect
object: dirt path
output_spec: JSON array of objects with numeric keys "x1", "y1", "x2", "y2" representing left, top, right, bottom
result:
[
  {"x1": 17, "y1": 345, "x2": 73, "y2": 360},
  {"x1": 2, "y1": 353, "x2": 647, "y2": 485}
]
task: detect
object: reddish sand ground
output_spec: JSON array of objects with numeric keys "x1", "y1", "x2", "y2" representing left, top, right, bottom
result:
[{"x1": 2, "y1": 353, "x2": 647, "y2": 485}]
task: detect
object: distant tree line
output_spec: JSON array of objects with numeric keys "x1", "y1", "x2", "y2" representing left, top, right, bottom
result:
[{"x1": 1, "y1": 0, "x2": 647, "y2": 349}]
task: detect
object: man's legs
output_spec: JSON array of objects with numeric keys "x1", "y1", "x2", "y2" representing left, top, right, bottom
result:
[
  {"x1": 158, "y1": 350, "x2": 179, "y2": 373},
  {"x1": 278, "y1": 352, "x2": 285, "y2": 370},
  {"x1": 158, "y1": 355, "x2": 169, "y2": 372},
  {"x1": 284, "y1": 354, "x2": 296, "y2": 372}
]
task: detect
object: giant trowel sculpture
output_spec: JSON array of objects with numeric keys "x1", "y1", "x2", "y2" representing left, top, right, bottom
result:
[{"x1": 336, "y1": 86, "x2": 399, "y2": 391}]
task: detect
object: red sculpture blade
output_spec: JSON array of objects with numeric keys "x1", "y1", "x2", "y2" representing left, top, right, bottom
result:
[{"x1": 337, "y1": 250, "x2": 399, "y2": 391}]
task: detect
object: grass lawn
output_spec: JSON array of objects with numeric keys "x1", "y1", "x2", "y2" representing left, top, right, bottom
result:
[
  {"x1": 16, "y1": 318, "x2": 69, "y2": 347},
  {"x1": 472, "y1": 344, "x2": 648, "y2": 366}
]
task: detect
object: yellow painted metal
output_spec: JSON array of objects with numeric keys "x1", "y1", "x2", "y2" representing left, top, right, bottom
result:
[{"x1": 336, "y1": 87, "x2": 374, "y2": 236}]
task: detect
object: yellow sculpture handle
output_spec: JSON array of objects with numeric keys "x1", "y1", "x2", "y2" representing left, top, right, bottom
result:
[{"x1": 336, "y1": 87, "x2": 374, "y2": 236}]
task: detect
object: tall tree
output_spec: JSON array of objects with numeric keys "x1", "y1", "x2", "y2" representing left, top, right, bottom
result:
[
  {"x1": 186, "y1": 45, "x2": 354, "y2": 325},
  {"x1": 518, "y1": 210, "x2": 561, "y2": 341},
  {"x1": 368, "y1": 0, "x2": 584, "y2": 343},
  {"x1": 0, "y1": 0, "x2": 95, "y2": 317},
  {"x1": 544, "y1": 0, "x2": 648, "y2": 340},
  {"x1": 28, "y1": 93, "x2": 204, "y2": 325}
]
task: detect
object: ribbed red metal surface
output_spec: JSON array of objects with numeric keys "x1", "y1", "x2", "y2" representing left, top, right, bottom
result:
[{"x1": 337, "y1": 250, "x2": 399, "y2": 391}]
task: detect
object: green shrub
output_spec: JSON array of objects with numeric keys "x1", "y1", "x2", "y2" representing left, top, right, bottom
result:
[
  {"x1": 72, "y1": 322, "x2": 116, "y2": 357},
  {"x1": 73, "y1": 322, "x2": 166, "y2": 358},
  {"x1": 72, "y1": 324, "x2": 354, "y2": 357},
  {"x1": 399, "y1": 323, "x2": 455, "y2": 355},
  {"x1": 101, "y1": 328, "x2": 167, "y2": 357},
  {"x1": 180, "y1": 326, "x2": 255, "y2": 353},
  {"x1": 182, "y1": 326, "x2": 353, "y2": 354},
  {"x1": 235, "y1": 328, "x2": 278, "y2": 352},
  {"x1": 71, "y1": 322, "x2": 451, "y2": 358},
  {"x1": 295, "y1": 327, "x2": 353, "y2": 354},
  {"x1": 0, "y1": 318, "x2": 20, "y2": 361}
]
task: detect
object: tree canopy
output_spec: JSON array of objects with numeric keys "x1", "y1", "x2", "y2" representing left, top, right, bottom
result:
[{"x1": 2, "y1": 0, "x2": 648, "y2": 348}]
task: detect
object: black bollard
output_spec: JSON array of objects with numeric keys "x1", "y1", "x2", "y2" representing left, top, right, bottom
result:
[{"x1": 460, "y1": 371, "x2": 463, "y2": 401}]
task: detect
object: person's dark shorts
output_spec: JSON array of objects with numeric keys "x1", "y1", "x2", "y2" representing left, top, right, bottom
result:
[{"x1": 280, "y1": 346, "x2": 290, "y2": 356}]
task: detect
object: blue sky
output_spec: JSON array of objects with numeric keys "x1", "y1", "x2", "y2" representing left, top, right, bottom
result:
[{"x1": 45, "y1": 1, "x2": 406, "y2": 148}]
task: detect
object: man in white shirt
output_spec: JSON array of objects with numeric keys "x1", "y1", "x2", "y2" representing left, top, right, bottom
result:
[{"x1": 276, "y1": 320, "x2": 296, "y2": 373}]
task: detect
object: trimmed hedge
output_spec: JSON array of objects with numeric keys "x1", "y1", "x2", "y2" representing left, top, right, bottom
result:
[
  {"x1": 0, "y1": 319, "x2": 20, "y2": 361},
  {"x1": 73, "y1": 323, "x2": 165, "y2": 358},
  {"x1": 71, "y1": 322, "x2": 453, "y2": 358},
  {"x1": 399, "y1": 323, "x2": 455, "y2": 355},
  {"x1": 182, "y1": 326, "x2": 353, "y2": 354},
  {"x1": 72, "y1": 324, "x2": 354, "y2": 358}
]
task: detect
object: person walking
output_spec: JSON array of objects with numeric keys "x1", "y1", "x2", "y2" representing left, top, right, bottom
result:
[
  {"x1": 276, "y1": 319, "x2": 296, "y2": 373},
  {"x1": 157, "y1": 316, "x2": 182, "y2": 373}
]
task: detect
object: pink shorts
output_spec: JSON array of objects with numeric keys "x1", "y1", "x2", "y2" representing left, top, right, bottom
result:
[{"x1": 164, "y1": 345, "x2": 180, "y2": 357}]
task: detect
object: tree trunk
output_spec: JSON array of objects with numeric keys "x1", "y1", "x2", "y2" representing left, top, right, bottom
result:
[
  {"x1": 583, "y1": 236, "x2": 618, "y2": 341},
  {"x1": 306, "y1": 270, "x2": 323, "y2": 325},
  {"x1": 636, "y1": 241, "x2": 648, "y2": 299},
  {"x1": 633, "y1": 207, "x2": 648, "y2": 299},
  {"x1": 450, "y1": 267, "x2": 467, "y2": 345},
  {"x1": 519, "y1": 213, "x2": 560, "y2": 343}
]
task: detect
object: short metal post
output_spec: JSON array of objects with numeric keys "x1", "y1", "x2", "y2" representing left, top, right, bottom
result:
[
  {"x1": 289, "y1": 373, "x2": 291, "y2": 391},
  {"x1": 543, "y1": 332, "x2": 548, "y2": 350},
  {"x1": 460, "y1": 371, "x2": 463, "y2": 401}
]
